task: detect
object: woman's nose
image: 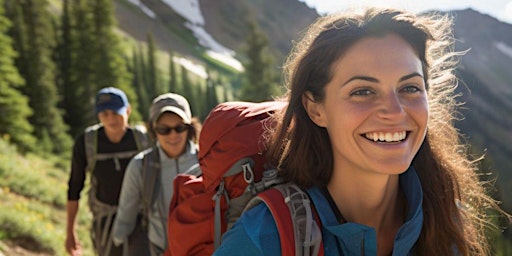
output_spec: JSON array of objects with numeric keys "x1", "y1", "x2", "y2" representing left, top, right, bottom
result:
[{"x1": 377, "y1": 93, "x2": 406, "y2": 120}]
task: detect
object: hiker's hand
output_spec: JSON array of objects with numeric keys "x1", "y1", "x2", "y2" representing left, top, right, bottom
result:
[{"x1": 65, "y1": 233, "x2": 82, "y2": 256}]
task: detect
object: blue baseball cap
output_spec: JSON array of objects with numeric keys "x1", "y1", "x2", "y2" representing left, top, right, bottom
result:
[{"x1": 95, "y1": 87, "x2": 129, "y2": 115}]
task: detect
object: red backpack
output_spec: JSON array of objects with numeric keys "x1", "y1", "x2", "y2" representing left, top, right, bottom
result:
[{"x1": 166, "y1": 101, "x2": 323, "y2": 256}]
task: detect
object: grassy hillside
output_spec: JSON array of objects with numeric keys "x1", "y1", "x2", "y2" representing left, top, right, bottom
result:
[{"x1": 0, "y1": 138, "x2": 94, "y2": 256}]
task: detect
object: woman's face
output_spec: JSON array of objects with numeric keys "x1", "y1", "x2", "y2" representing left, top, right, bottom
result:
[
  {"x1": 305, "y1": 33, "x2": 428, "y2": 176},
  {"x1": 154, "y1": 112, "x2": 189, "y2": 158}
]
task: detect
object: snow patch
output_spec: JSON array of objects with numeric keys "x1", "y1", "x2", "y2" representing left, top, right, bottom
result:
[
  {"x1": 173, "y1": 56, "x2": 208, "y2": 79},
  {"x1": 160, "y1": 0, "x2": 243, "y2": 72},
  {"x1": 184, "y1": 24, "x2": 244, "y2": 72},
  {"x1": 206, "y1": 50, "x2": 244, "y2": 72},
  {"x1": 129, "y1": 0, "x2": 244, "y2": 73},
  {"x1": 127, "y1": 0, "x2": 156, "y2": 19},
  {"x1": 495, "y1": 41, "x2": 512, "y2": 59},
  {"x1": 161, "y1": 0, "x2": 204, "y2": 26}
]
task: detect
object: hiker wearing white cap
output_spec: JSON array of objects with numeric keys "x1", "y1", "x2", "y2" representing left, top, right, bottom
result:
[
  {"x1": 112, "y1": 93, "x2": 201, "y2": 256},
  {"x1": 66, "y1": 87, "x2": 151, "y2": 256}
]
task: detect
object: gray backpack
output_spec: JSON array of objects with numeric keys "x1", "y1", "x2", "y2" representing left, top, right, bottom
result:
[{"x1": 83, "y1": 124, "x2": 150, "y2": 255}]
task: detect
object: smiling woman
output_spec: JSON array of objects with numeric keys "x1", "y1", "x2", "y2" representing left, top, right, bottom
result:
[
  {"x1": 112, "y1": 93, "x2": 201, "y2": 256},
  {"x1": 213, "y1": 6, "x2": 508, "y2": 256}
]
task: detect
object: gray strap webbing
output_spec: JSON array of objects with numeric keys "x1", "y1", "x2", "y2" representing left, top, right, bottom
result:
[
  {"x1": 94, "y1": 150, "x2": 140, "y2": 171},
  {"x1": 224, "y1": 158, "x2": 254, "y2": 177},
  {"x1": 213, "y1": 180, "x2": 228, "y2": 249},
  {"x1": 84, "y1": 124, "x2": 148, "y2": 173},
  {"x1": 142, "y1": 147, "x2": 160, "y2": 230},
  {"x1": 183, "y1": 163, "x2": 201, "y2": 176},
  {"x1": 89, "y1": 190, "x2": 118, "y2": 255},
  {"x1": 244, "y1": 183, "x2": 322, "y2": 256}
]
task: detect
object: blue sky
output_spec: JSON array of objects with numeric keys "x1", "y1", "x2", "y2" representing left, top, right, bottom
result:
[{"x1": 301, "y1": 0, "x2": 512, "y2": 24}]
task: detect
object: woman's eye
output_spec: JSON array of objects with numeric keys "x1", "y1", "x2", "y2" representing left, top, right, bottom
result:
[
  {"x1": 350, "y1": 89, "x2": 373, "y2": 96},
  {"x1": 401, "y1": 85, "x2": 422, "y2": 93}
]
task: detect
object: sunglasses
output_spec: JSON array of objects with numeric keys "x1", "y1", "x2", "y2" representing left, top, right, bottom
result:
[{"x1": 154, "y1": 124, "x2": 190, "y2": 135}]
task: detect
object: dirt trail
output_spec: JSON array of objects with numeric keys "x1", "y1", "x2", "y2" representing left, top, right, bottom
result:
[{"x1": 0, "y1": 241, "x2": 52, "y2": 256}]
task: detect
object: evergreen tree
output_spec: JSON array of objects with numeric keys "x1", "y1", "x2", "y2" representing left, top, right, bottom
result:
[
  {"x1": 67, "y1": 0, "x2": 97, "y2": 131},
  {"x1": 56, "y1": 0, "x2": 85, "y2": 137},
  {"x1": 239, "y1": 20, "x2": 281, "y2": 102},
  {"x1": 169, "y1": 48, "x2": 177, "y2": 92},
  {"x1": 0, "y1": 0, "x2": 35, "y2": 152},
  {"x1": 146, "y1": 32, "x2": 161, "y2": 98},
  {"x1": 90, "y1": 0, "x2": 138, "y2": 121},
  {"x1": 181, "y1": 65, "x2": 196, "y2": 114},
  {"x1": 221, "y1": 77, "x2": 230, "y2": 102},
  {"x1": 59, "y1": 0, "x2": 140, "y2": 135},
  {"x1": 203, "y1": 72, "x2": 219, "y2": 119},
  {"x1": 5, "y1": 0, "x2": 72, "y2": 154},
  {"x1": 132, "y1": 45, "x2": 149, "y2": 119}
]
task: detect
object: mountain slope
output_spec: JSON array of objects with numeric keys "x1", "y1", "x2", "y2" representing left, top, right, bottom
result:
[
  {"x1": 451, "y1": 9, "x2": 512, "y2": 210},
  {"x1": 113, "y1": 2, "x2": 512, "y2": 211},
  {"x1": 199, "y1": 0, "x2": 318, "y2": 61}
]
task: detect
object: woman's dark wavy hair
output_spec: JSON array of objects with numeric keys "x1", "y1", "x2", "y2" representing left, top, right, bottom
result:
[{"x1": 265, "y1": 7, "x2": 504, "y2": 255}]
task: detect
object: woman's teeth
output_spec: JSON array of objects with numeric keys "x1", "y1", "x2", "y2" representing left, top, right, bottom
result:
[{"x1": 364, "y1": 131, "x2": 406, "y2": 142}]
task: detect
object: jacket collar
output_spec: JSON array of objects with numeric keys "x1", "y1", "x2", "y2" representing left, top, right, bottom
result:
[
  {"x1": 157, "y1": 140, "x2": 198, "y2": 162},
  {"x1": 307, "y1": 166, "x2": 423, "y2": 254}
]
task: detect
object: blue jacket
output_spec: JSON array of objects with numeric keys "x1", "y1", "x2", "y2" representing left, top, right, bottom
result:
[{"x1": 214, "y1": 167, "x2": 423, "y2": 256}]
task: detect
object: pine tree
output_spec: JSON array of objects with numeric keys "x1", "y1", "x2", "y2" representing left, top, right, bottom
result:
[
  {"x1": 56, "y1": 0, "x2": 86, "y2": 137},
  {"x1": 132, "y1": 45, "x2": 149, "y2": 119},
  {"x1": 5, "y1": 0, "x2": 72, "y2": 154},
  {"x1": 239, "y1": 20, "x2": 281, "y2": 102},
  {"x1": 0, "y1": 0, "x2": 35, "y2": 152},
  {"x1": 203, "y1": 72, "x2": 219, "y2": 119},
  {"x1": 181, "y1": 65, "x2": 196, "y2": 114},
  {"x1": 66, "y1": 0, "x2": 97, "y2": 131},
  {"x1": 58, "y1": 0, "x2": 140, "y2": 135},
  {"x1": 169, "y1": 48, "x2": 177, "y2": 93},
  {"x1": 146, "y1": 32, "x2": 161, "y2": 98},
  {"x1": 90, "y1": 0, "x2": 138, "y2": 121}
]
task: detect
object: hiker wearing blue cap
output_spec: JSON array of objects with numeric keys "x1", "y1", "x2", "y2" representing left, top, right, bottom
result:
[{"x1": 66, "y1": 87, "x2": 151, "y2": 256}]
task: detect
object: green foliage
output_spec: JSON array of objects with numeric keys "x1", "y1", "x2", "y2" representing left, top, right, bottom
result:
[
  {"x1": 180, "y1": 65, "x2": 196, "y2": 113},
  {"x1": 131, "y1": 44, "x2": 150, "y2": 120},
  {"x1": 5, "y1": 0, "x2": 73, "y2": 155},
  {"x1": 0, "y1": 138, "x2": 94, "y2": 255},
  {"x1": 57, "y1": 0, "x2": 140, "y2": 136},
  {"x1": 485, "y1": 207, "x2": 512, "y2": 255},
  {"x1": 0, "y1": 137, "x2": 66, "y2": 208},
  {"x1": 146, "y1": 32, "x2": 163, "y2": 98},
  {"x1": 0, "y1": 194, "x2": 60, "y2": 254},
  {"x1": 202, "y1": 73, "x2": 220, "y2": 119},
  {"x1": 0, "y1": 0, "x2": 36, "y2": 152},
  {"x1": 169, "y1": 48, "x2": 178, "y2": 92},
  {"x1": 239, "y1": 19, "x2": 282, "y2": 102}
]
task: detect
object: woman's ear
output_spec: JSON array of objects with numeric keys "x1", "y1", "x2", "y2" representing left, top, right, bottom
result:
[{"x1": 302, "y1": 91, "x2": 327, "y2": 127}]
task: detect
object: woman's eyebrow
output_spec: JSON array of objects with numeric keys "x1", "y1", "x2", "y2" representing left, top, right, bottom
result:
[
  {"x1": 342, "y1": 72, "x2": 424, "y2": 86},
  {"x1": 399, "y1": 72, "x2": 423, "y2": 82},
  {"x1": 342, "y1": 75, "x2": 378, "y2": 86}
]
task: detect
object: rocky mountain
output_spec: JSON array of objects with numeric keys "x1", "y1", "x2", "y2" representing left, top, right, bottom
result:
[
  {"x1": 450, "y1": 9, "x2": 512, "y2": 211},
  {"x1": 113, "y1": 1, "x2": 512, "y2": 211}
]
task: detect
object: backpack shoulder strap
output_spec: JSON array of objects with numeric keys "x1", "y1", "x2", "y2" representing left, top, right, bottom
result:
[
  {"x1": 245, "y1": 183, "x2": 324, "y2": 256},
  {"x1": 131, "y1": 124, "x2": 150, "y2": 150},
  {"x1": 84, "y1": 124, "x2": 102, "y2": 173},
  {"x1": 141, "y1": 147, "x2": 160, "y2": 227}
]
